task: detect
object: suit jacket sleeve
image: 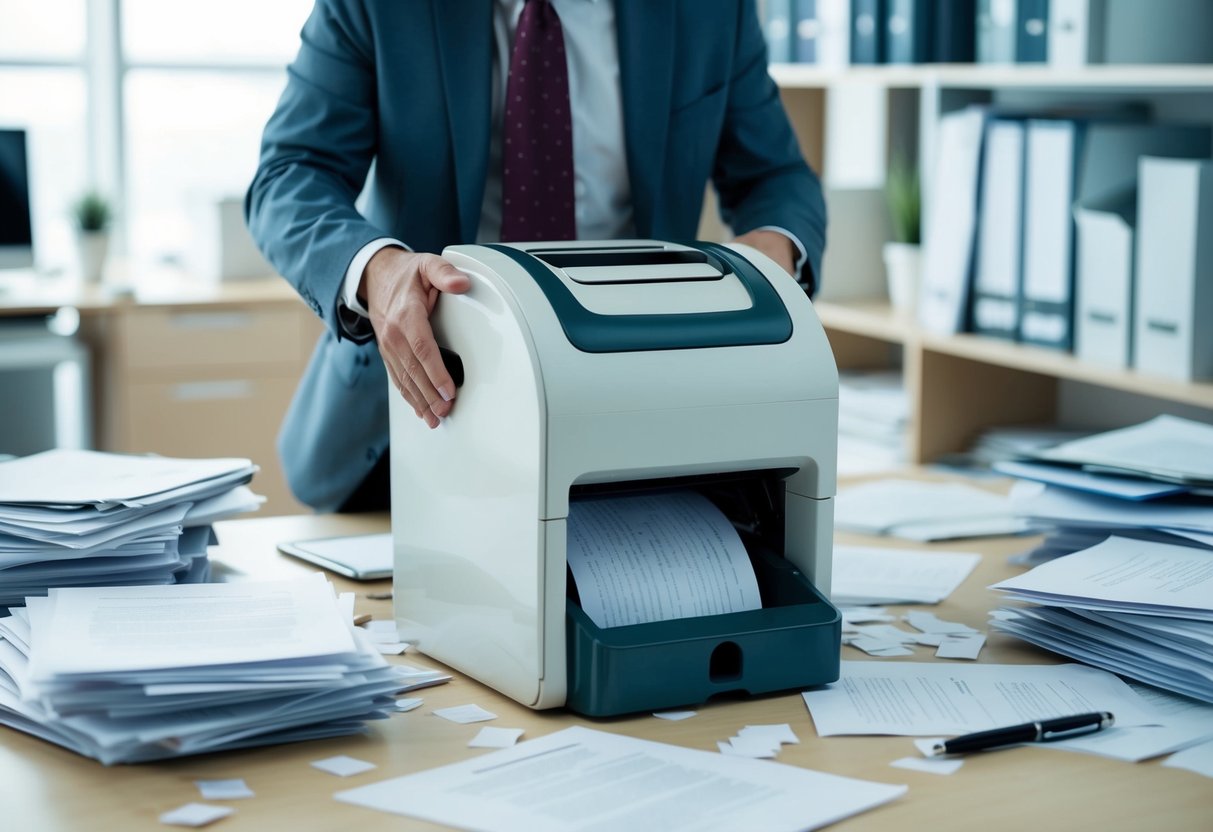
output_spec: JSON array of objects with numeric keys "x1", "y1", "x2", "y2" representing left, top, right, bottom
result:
[
  {"x1": 712, "y1": 0, "x2": 827, "y2": 294},
  {"x1": 244, "y1": 0, "x2": 383, "y2": 341}
]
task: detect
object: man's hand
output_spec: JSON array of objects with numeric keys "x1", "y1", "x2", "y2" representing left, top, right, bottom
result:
[
  {"x1": 362, "y1": 247, "x2": 471, "y2": 428},
  {"x1": 733, "y1": 229, "x2": 796, "y2": 276}
]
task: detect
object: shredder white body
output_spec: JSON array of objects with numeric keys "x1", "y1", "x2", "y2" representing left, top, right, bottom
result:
[{"x1": 391, "y1": 240, "x2": 838, "y2": 709}]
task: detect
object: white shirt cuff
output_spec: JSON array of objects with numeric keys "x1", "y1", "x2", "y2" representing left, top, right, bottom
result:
[
  {"x1": 341, "y1": 237, "x2": 410, "y2": 319},
  {"x1": 755, "y1": 225, "x2": 808, "y2": 276}
]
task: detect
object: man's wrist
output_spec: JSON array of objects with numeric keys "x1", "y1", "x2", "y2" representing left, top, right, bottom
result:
[{"x1": 343, "y1": 238, "x2": 409, "y2": 320}]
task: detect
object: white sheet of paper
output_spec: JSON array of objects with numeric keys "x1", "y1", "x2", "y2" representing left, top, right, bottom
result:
[
  {"x1": 890, "y1": 756, "x2": 963, "y2": 775},
  {"x1": 565, "y1": 491, "x2": 761, "y2": 628},
  {"x1": 311, "y1": 755, "x2": 377, "y2": 777},
  {"x1": 395, "y1": 698, "x2": 424, "y2": 712},
  {"x1": 848, "y1": 636, "x2": 915, "y2": 657},
  {"x1": 336, "y1": 726, "x2": 907, "y2": 832},
  {"x1": 159, "y1": 803, "x2": 234, "y2": 827},
  {"x1": 194, "y1": 779, "x2": 254, "y2": 800},
  {"x1": 0, "y1": 449, "x2": 254, "y2": 505},
  {"x1": 469, "y1": 727, "x2": 525, "y2": 749},
  {"x1": 935, "y1": 634, "x2": 986, "y2": 660},
  {"x1": 831, "y1": 546, "x2": 980, "y2": 605},
  {"x1": 992, "y1": 459, "x2": 1187, "y2": 500},
  {"x1": 802, "y1": 661, "x2": 1160, "y2": 736},
  {"x1": 27, "y1": 575, "x2": 355, "y2": 679},
  {"x1": 991, "y1": 536, "x2": 1213, "y2": 617},
  {"x1": 835, "y1": 479, "x2": 1016, "y2": 535},
  {"x1": 1162, "y1": 738, "x2": 1213, "y2": 778},
  {"x1": 652, "y1": 710, "x2": 697, "y2": 721},
  {"x1": 374, "y1": 642, "x2": 408, "y2": 655},
  {"x1": 433, "y1": 704, "x2": 498, "y2": 724},
  {"x1": 1037, "y1": 415, "x2": 1213, "y2": 482}
]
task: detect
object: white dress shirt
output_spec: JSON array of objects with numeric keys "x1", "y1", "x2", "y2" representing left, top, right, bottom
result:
[{"x1": 340, "y1": 0, "x2": 804, "y2": 328}]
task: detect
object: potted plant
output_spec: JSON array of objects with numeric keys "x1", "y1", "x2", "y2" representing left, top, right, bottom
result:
[
  {"x1": 72, "y1": 190, "x2": 112, "y2": 284},
  {"x1": 883, "y1": 155, "x2": 921, "y2": 316}
]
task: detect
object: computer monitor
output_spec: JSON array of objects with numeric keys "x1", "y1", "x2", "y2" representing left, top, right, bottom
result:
[{"x1": 0, "y1": 128, "x2": 34, "y2": 269}]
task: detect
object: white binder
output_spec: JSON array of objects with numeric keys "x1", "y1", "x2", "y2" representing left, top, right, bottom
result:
[
  {"x1": 1074, "y1": 192, "x2": 1135, "y2": 368},
  {"x1": 1134, "y1": 157, "x2": 1213, "y2": 382},
  {"x1": 972, "y1": 118, "x2": 1026, "y2": 339}
]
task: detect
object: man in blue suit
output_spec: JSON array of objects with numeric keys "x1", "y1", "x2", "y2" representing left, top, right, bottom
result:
[{"x1": 247, "y1": 0, "x2": 826, "y2": 512}]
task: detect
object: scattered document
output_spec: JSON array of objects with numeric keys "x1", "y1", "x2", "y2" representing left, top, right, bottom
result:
[
  {"x1": 831, "y1": 545, "x2": 980, "y2": 605},
  {"x1": 1162, "y1": 738, "x2": 1213, "y2": 779},
  {"x1": 0, "y1": 449, "x2": 256, "y2": 506},
  {"x1": 991, "y1": 536, "x2": 1213, "y2": 620},
  {"x1": 990, "y1": 605, "x2": 1213, "y2": 704},
  {"x1": 335, "y1": 726, "x2": 907, "y2": 832},
  {"x1": 904, "y1": 611, "x2": 980, "y2": 636},
  {"x1": 159, "y1": 803, "x2": 234, "y2": 828},
  {"x1": 1034, "y1": 415, "x2": 1213, "y2": 485},
  {"x1": 1011, "y1": 484, "x2": 1213, "y2": 536},
  {"x1": 468, "y1": 727, "x2": 524, "y2": 749},
  {"x1": 395, "y1": 698, "x2": 424, "y2": 713},
  {"x1": 566, "y1": 491, "x2": 761, "y2": 628},
  {"x1": 1044, "y1": 683, "x2": 1213, "y2": 762},
  {"x1": 433, "y1": 704, "x2": 498, "y2": 724},
  {"x1": 718, "y1": 736, "x2": 779, "y2": 758},
  {"x1": 739, "y1": 723, "x2": 800, "y2": 745},
  {"x1": 801, "y1": 661, "x2": 1160, "y2": 737},
  {"x1": 835, "y1": 479, "x2": 1027, "y2": 540},
  {"x1": 993, "y1": 459, "x2": 1187, "y2": 500},
  {"x1": 194, "y1": 780, "x2": 254, "y2": 800},
  {"x1": 0, "y1": 575, "x2": 413, "y2": 764},
  {"x1": 890, "y1": 756, "x2": 963, "y2": 775},
  {"x1": 311, "y1": 755, "x2": 378, "y2": 777}
]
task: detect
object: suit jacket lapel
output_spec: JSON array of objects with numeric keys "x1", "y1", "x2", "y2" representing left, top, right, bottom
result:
[
  {"x1": 616, "y1": 0, "x2": 675, "y2": 237},
  {"x1": 432, "y1": 0, "x2": 494, "y2": 242}
]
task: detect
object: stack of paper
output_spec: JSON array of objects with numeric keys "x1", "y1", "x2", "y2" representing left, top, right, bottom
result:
[
  {"x1": 990, "y1": 536, "x2": 1213, "y2": 704},
  {"x1": 0, "y1": 575, "x2": 419, "y2": 763},
  {"x1": 0, "y1": 450, "x2": 263, "y2": 608},
  {"x1": 837, "y1": 371, "x2": 908, "y2": 475},
  {"x1": 834, "y1": 479, "x2": 1028, "y2": 541},
  {"x1": 995, "y1": 416, "x2": 1213, "y2": 563}
]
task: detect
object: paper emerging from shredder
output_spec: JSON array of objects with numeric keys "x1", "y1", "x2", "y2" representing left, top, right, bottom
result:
[{"x1": 565, "y1": 490, "x2": 762, "y2": 629}]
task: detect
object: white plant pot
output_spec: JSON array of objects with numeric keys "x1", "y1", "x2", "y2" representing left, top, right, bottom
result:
[
  {"x1": 882, "y1": 241, "x2": 921, "y2": 316},
  {"x1": 77, "y1": 230, "x2": 110, "y2": 285}
]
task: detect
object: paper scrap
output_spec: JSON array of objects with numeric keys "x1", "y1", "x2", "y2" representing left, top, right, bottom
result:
[
  {"x1": 739, "y1": 724, "x2": 800, "y2": 745},
  {"x1": 374, "y1": 642, "x2": 409, "y2": 655},
  {"x1": 159, "y1": 803, "x2": 234, "y2": 827},
  {"x1": 395, "y1": 698, "x2": 424, "y2": 712},
  {"x1": 904, "y1": 611, "x2": 980, "y2": 635},
  {"x1": 840, "y1": 607, "x2": 895, "y2": 626},
  {"x1": 653, "y1": 710, "x2": 698, "y2": 721},
  {"x1": 914, "y1": 738, "x2": 946, "y2": 757},
  {"x1": 194, "y1": 779, "x2": 254, "y2": 800},
  {"x1": 935, "y1": 633, "x2": 986, "y2": 660},
  {"x1": 433, "y1": 704, "x2": 498, "y2": 724},
  {"x1": 1162, "y1": 738, "x2": 1213, "y2": 779},
  {"x1": 468, "y1": 727, "x2": 525, "y2": 749},
  {"x1": 847, "y1": 636, "x2": 915, "y2": 657},
  {"x1": 718, "y1": 736, "x2": 779, "y2": 758},
  {"x1": 891, "y1": 756, "x2": 964, "y2": 775},
  {"x1": 311, "y1": 755, "x2": 377, "y2": 777}
]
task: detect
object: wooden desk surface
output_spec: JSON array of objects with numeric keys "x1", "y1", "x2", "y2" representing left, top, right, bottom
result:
[{"x1": 4, "y1": 511, "x2": 1210, "y2": 831}]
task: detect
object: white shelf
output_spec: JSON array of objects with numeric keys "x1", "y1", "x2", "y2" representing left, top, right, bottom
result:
[{"x1": 771, "y1": 63, "x2": 1213, "y2": 92}]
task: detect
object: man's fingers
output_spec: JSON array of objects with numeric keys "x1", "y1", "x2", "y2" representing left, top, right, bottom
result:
[
  {"x1": 400, "y1": 306, "x2": 456, "y2": 412},
  {"x1": 420, "y1": 256, "x2": 472, "y2": 294}
]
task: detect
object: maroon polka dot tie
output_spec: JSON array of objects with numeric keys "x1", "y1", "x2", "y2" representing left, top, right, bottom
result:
[{"x1": 499, "y1": 0, "x2": 576, "y2": 242}]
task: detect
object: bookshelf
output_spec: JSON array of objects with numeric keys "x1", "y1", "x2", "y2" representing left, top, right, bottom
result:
[{"x1": 766, "y1": 63, "x2": 1213, "y2": 463}]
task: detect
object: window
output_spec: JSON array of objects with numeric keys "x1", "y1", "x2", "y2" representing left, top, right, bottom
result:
[{"x1": 0, "y1": 0, "x2": 313, "y2": 272}]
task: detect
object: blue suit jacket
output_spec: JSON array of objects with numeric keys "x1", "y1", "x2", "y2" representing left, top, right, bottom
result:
[{"x1": 247, "y1": 0, "x2": 827, "y2": 511}]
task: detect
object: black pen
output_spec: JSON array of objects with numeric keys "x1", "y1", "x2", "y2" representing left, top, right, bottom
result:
[{"x1": 928, "y1": 712, "x2": 1115, "y2": 756}]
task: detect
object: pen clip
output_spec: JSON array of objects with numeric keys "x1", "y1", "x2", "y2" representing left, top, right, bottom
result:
[{"x1": 1040, "y1": 722, "x2": 1106, "y2": 742}]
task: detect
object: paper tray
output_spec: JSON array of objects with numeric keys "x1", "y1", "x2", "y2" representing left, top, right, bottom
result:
[{"x1": 565, "y1": 546, "x2": 841, "y2": 717}]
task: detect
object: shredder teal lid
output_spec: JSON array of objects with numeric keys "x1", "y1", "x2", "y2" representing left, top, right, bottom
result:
[{"x1": 483, "y1": 241, "x2": 793, "y2": 353}]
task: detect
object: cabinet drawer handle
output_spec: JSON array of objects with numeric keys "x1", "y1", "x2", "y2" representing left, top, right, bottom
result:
[{"x1": 171, "y1": 380, "x2": 255, "y2": 401}]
